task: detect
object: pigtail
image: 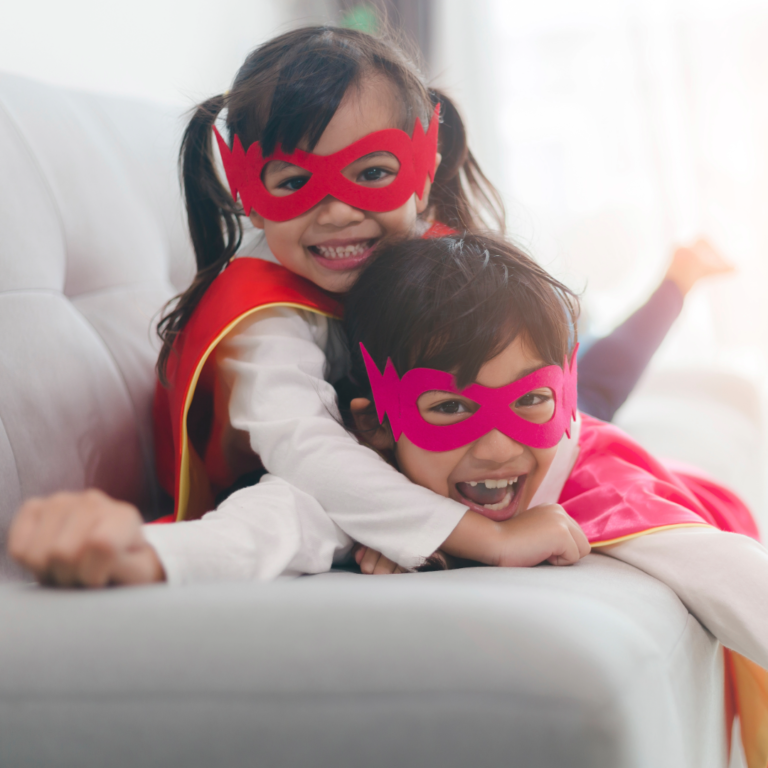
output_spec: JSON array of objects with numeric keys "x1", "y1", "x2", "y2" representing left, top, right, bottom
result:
[
  {"x1": 428, "y1": 89, "x2": 506, "y2": 235},
  {"x1": 156, "y1": 94, "x2": 243, "y2": 385}
]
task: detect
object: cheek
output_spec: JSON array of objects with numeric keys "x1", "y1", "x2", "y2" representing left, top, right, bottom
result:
[
  {"x1": 525, "y1": 446, "x2": 559, "y2": 497},
  {"x1": 374, "y1": 198, "x2": 419, "y2": 238},
  {"x1": 261, "y1": 219, "x2": 307, "y2": 257}
]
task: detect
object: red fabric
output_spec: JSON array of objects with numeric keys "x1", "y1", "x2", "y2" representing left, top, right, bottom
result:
[
  {"x1": 153, "y1": 258, "x2": 343, "y2": 519},
  {"x1": 560, "y1": 414, "x2": 759, "y2": 543},
  {"x1": 423, "y1": 221, "x2": 457, "y2": 238}
]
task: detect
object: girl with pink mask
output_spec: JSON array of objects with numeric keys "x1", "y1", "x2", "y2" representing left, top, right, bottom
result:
[{"x1": 343, "y1": 234, "x2": 767, "y2": 764}]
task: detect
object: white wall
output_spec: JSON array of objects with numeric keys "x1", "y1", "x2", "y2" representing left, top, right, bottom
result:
[
  {"x1": 1, "y1": 0, "x2": 335, "y2": 105},
  {"x1": 434, "y1": 0, "x2": 768, "y2": 380}
]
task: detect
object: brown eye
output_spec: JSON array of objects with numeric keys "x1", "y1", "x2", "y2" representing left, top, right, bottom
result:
[
  {"x1": 513, "y1": 388, "x2": 555, "y2": 424},
  {"x1": 279, "y1": 176, "x2": 310, "y2": 191},
  {"x1": 361, "y1": 167, "x2": 389, "y2": 181},
  {"x1": 516, "y1": 393, "x2": 546, "y2": 407},
  {"x1": 432, "y1": 400, "x2": 468, "y2": 415}
]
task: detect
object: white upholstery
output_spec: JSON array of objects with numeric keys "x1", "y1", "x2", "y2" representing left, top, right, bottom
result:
[{"x1": 0, "y1": 73, "x2": 194, "y2": 577}]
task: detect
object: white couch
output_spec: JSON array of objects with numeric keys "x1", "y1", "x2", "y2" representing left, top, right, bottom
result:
[{"x1": 0, "y1": 72, "x2": 759, "y2": 768}]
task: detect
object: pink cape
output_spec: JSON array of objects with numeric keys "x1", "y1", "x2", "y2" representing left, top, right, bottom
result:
[{"x1": 560, "y1": 414, "x2": 759, "y2": 544}]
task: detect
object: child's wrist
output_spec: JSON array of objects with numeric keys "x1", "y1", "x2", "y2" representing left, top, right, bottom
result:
[{"x1": 441, "y1": 510, "x2": 503, "y2": 566}]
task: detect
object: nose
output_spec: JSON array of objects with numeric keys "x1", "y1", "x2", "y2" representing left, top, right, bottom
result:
[
  {"x1": 314, "y1": 196, "x2": 366, "y2": 227},
  {"x1": 469, "y1": 429, "x2": 525, "y2": 465}
]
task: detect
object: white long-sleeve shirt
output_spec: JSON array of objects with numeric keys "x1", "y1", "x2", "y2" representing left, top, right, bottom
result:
[
  {"x1": 143, "y1": 474, "x2": 352, "y2": 583},
  {"x1": 212, "y1": 305, "x2": 468, "y2": 569}
]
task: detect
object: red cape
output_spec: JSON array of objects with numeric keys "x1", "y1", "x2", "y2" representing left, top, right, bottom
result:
[
  {"x1": 154, "y1": 222, "x2": 451, "y2": 521},
  {"x1": 153, "y1": 258, "x2": 342, "y2": 522}
]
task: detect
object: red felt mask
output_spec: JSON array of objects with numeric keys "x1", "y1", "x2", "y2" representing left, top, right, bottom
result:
[{"x1": 213, "y1": 105, "x2": 441, "y2": 221}]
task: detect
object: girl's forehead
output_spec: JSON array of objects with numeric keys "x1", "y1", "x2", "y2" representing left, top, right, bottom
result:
[
  {"x1": 304, "y1": 78, "x2": 404, "y2": 156},
  {"x1": 474, "y1": 337, "x2": 546, "y2": 389}
]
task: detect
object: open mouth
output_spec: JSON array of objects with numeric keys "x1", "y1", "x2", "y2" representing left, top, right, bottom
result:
[
  {"x1": 454, "y1": 475, "x2": 527, "y2": 522},
  {"x1": 308, "y1": 239, "x2": 377, "y2": 271}
]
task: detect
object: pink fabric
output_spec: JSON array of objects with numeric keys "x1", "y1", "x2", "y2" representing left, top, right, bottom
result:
[
  {"x1": 361, "y1": 343, "x2": 579, "y2": 451},
  {"x1": 561, "y1": 414, "x2": 759, "y2": 544},
  {"x1": 213, "y1": 105, "x2": 440, "y2": 221}
]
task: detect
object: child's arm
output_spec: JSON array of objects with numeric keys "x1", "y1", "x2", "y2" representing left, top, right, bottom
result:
[
  {"x1": 356, "y1": 503, "x2": 591, "y2": 573},
  {"x1": 217, "y1": 308, "x2": 471, "y2": 569},
  {"x1": 8, "y1": 478, "x2": 354, "y2": 587},
  {"x1": 602, "y1": 526, "x2": 768, "y2": 669},
  {"x1": 578, "y1": 239, "x2": 733, "y2": 422},
  {"x1": 142, "y1": 476, "x2": 353, "y2": 583}
]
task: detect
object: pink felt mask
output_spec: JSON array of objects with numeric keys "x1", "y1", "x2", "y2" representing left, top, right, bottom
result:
[
  {"x1": 213, "y1": 105, "x2": 440, "y2": 221},
  {"x1": 361, "y1": 343, "x2": 579, "y2": 452}
]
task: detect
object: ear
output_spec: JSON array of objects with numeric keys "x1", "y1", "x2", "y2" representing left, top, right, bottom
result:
[
  {"x1": 416, "y1": 152, "x2": 442, "y2": 215},
  {"x1": 350, "y1": 398, "x2": 395, "y2": 452},
  {"x1": 249, "y1": 211, "x2": 266, "y2": 230}
]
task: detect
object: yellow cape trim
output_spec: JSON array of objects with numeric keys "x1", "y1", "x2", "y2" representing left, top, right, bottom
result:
[
  {"x1": 176, "y1": 302, "x2": 340, "y2": 522},
  {"x1": 590, "y1": 522, "x2": 713, "y2": 548}
]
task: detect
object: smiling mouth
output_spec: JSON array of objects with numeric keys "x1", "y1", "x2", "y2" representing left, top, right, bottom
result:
[
  {"x1": 309, "y1": 239, "x2": 374, "y2": 259},
  {"x1": 455, "y1": 476, "x2": 527, "y2": 521}
]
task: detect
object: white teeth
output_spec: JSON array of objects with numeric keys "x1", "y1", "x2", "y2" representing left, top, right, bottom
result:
[
  {"x1": 483, "y1": 490, "x2": 513, "y2": 511},
  {"x1": 469, "y1": 477, "x2": 519, "y2": 490},
  {"x1": 314, "y1": 242, "x2": 370, "y2": 259}
]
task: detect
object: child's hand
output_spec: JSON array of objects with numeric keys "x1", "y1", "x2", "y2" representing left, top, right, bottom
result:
[
  {"x1": 665, "y1": 238, "x2": 735, "y2": 295},
  {"x1": 353, "y1": 544, "x2": 407, "y2": 575},
  {"x1": 494, "y1": 504, "x2": 591, "y2": 567},
  {"x1": 8, "y1": 489, "x2": 165, "y2": 587}
]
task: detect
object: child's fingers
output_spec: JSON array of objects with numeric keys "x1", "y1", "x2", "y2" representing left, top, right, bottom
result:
[
  {"x1": 14, "y1": 495, "x2": 76, "y2": 578},
  {"x1": 574, "y1": 526, "x2": 591, "y2": 559},
  {"x1": 45, "y1": 495, "x2": 112, "y2": 585},
  {"x1": 372, "y1": 554, "x2": 400, "y2": 575},
  {"x1": 358, "y1": 546, "x2": 381, "y2": 574},
  {"x1": 357, "y1": 546, "x2": 402, "y2": 575},
  {"x1": 79, "y1": 506, "x2": 146, "y2": 586},
  {"x1": 353, "y1": 545, "x2": 368, "y2": 566},
  {"x1": 564, "y1": 516, "x2": 591, "y2": 559},
  {"x1": 7, "y1": 498, "x2": 45, "y2": 565},
  {"x1": 547, "y1": 531, "x2": 582, "y2": 567},
  {"x1": 74, "y1": 531, "x2": 121, "y2": 587}
]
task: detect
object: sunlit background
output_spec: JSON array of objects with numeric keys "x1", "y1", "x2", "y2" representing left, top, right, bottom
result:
[{"x1": 4, "y1": 0, "x2": 768, "y2": 391}]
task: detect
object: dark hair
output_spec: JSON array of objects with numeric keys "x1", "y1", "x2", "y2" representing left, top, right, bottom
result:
[
  {"x1": 156, "y1": 24, "x2": 506, "y2": 383},
  {"x1": 345, "y1": 233, "x2": 579, "y2": 394}
]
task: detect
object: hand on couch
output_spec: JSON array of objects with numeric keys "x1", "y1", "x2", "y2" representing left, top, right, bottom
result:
[{"x1": 8, "y1": 489, "x2": 165, "y2": 587}]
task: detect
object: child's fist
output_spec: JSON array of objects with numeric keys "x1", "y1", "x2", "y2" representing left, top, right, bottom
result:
[
  {"x1": 496, "y1": 503, "x2": 591, "y2": 568},
  {"x1": 8, "y1": 489, "x2": 164, "y2": 587}
]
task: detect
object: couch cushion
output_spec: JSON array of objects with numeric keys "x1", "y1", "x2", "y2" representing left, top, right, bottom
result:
[
  {"x1": 0, "y1": 556, "x2": 725, "y2": 768},
  {"x1": 0, "y1": 73, "x2": 195, "y2": 560}
]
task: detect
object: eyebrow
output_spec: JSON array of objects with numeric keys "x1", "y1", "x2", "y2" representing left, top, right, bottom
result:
[
  {"x1": 353, "y1": 151, "x2": 396, "y2": 162},
  {"x1": 263, "y1": 160, "x2": 306, "y2": 176},
  {"x1": 264, "y1": 150, "x2": 395, "y2": 175}
]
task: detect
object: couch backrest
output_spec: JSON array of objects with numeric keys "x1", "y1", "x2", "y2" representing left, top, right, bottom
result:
[{"x1": 0, "y1": 73, "x2": 195, "y2": 578}]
